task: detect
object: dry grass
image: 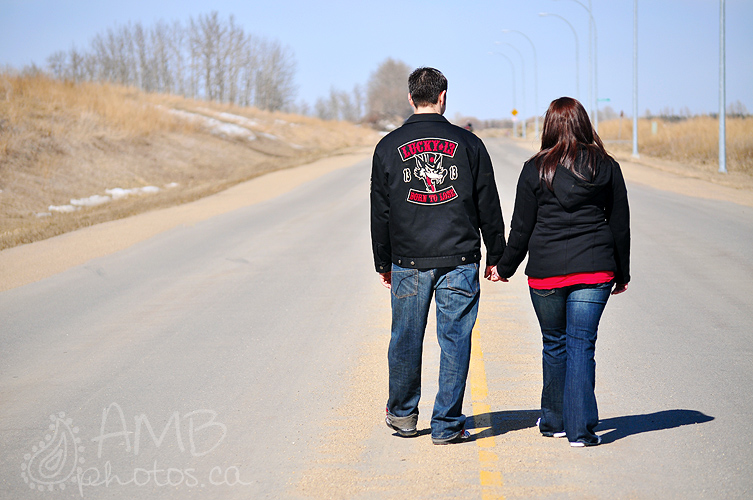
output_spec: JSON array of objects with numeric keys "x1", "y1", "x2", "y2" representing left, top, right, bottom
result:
[
  {"x1": 0, "y1": 74, "x2": 379, "y2": 250},
  {"x1": 598, "y1": 116, "x2": 753, "y2": 175}
]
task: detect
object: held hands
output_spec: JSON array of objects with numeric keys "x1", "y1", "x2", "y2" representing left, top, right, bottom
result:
[
  {"x1": 485, "y1": 265, "x2": 508, "y2": 282},
  {"x1": 380, "y1": 267, "x2": 508, "y2": 289}
]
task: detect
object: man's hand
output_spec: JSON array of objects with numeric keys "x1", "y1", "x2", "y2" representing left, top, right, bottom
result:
[
  {"x1": 612, "y1": 283, "x2": 628, "y2": 295},
  {"x1": 379, "y1": 271, "x2": 392, "y2": 289},
  {"x1": 484, "y1": 265, "x2": 508, "y2": 282}
]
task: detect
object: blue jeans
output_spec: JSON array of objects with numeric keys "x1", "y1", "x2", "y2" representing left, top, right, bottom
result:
[
  {"x1": 529, "y1": 282, "x2": 613, "y2": 444},
  {"x1": 387, "y1": 263, "x2": 480, "y2": 440}
]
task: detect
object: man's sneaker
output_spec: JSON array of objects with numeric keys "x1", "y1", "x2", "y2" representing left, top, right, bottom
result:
[
  {"x1": 537, "y1": 417, "x2": 566, "y2": 438},
  {"x1": 385, "y1": 407, "x2": 418, "y2": 437},
  {"x1": 570, "y1": 436, "x2": 602, "y2": 447},
  {"x1": 432, "y1": 429, "x2": 471, "y2": 445}
]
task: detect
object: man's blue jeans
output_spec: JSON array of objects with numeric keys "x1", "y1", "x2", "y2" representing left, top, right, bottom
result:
[
  {"x1": 529, "y1": 281, "x2": 612, "y2": 445},
  {"x1": 387, "y1": 263, "x2": 479, "y2": 441}
]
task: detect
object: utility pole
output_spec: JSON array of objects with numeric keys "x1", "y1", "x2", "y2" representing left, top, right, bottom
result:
[
  {"x1": 632, "y1": 0, "x2": 639, "y2": 158},
  {"x1": 719, "y1": 0, "x2": 727, "y2": 173}
]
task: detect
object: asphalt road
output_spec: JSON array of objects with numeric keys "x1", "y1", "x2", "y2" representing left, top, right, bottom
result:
[{"x1": 1, "y1": 137, "x2": 751, "y2": 499}]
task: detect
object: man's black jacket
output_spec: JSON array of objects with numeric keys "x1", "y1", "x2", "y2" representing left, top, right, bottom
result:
[
  {"x1": 495, "y1": 153, "x2": 631, "y2": 284},
  {"x1": 370, "y1": 113, "x2": 506, "y2": 272}
]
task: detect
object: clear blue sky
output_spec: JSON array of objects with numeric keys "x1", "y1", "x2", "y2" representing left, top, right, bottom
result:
[{"x1": 1, "y1": 0, "x2": 751, "y2": 121}]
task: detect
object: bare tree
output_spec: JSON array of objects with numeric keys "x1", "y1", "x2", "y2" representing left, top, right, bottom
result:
[
  {"x1": 351, "y1": 83, "x2": 364, "y2": 121},
  {"x1": 313, "y1": 84, "x2": 364, "y2": 122},
  {"x1": 133, "y1": 22, "x2": 152, "y2": 90},
  {"x1": 315, "y1": 95, "x2": 335, "y2": 121},
  {"x1": 238, "y1": 34, "x2": 258, "y2": 106},
  {"x1": 254, "y1": 38, "x2": 296, "y2": 111},
  {"x1": 727, "y1": 100, "x2": 748, "y2": 117},
  {"x1": 366, "y1": 58, "x2": 412, "y2": 122},
  {"x1": 151, "y1": 20, "x2": 172, "y2": 93},
  {"x1": 194, "y1": 12, "x2": 221, "y2": 100},
  {"x1": 43, "y1": 11, "x2": 299, "y2": 110},
  {"x1": 46, "y1": 51, "x2": 67, "y2": 79},
  {"x1": 168, "y1": 20, "x2": 186, "y2": 96}
]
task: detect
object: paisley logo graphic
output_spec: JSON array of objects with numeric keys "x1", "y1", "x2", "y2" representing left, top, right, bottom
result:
[{"x1": 21, "y1": 412, "x2": 84, "y2": 492}]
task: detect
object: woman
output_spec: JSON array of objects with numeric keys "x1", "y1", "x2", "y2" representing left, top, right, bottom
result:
[{"x1": 494, "y1": 97, "x2": 630, "y2": 447}]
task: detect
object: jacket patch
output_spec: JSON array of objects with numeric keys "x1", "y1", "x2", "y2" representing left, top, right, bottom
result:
[
  {"x1": 399, "y1": 138, "x2": 459, "y2": 206},
  {"x1": 407, "y1": 186, "x2": 458, "y2": 205},
  {"x1": 398, "y1": 138, "x2": 458, "y2": 161}
]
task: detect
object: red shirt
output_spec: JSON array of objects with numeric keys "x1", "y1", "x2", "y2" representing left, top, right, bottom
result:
[{"x1": 528, "y1": 271, "x2": 614, "y2": 290}]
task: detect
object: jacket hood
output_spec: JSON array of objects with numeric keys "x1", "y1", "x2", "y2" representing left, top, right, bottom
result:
[{"x1": 552, "y1": 153, "x2": 613, "y2": 210}]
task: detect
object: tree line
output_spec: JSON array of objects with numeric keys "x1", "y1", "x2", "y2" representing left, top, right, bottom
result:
[
  {"x1": 43, "y1": 11, "x2": 418, "y2": 125},
  {"x1": 314, "y1": 58, "x2": 413, "y2": 126},
  {"x1": 46, "y1": 12, "x2": 296, "y2": 112}
]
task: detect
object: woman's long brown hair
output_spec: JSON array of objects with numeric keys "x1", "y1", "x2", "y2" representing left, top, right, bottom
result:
[{"x1": 532, "y1": 97, "x2": 611, "y2": 190}]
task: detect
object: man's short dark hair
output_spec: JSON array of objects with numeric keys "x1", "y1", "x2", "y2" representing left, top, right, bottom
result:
[{"x1": 408, "y1": 67, "x2": 448, "y2": 107}]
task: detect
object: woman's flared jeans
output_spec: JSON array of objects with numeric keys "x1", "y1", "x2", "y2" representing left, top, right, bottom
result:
[{"x1": 529, "y1": 282, "x2": 612, "y2": 444}]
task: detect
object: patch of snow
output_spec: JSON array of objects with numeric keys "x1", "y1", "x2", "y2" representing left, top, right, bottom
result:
[
  {"x1": 46, "y1": 185, "x2": 164, "y2": 214},
  {"x1": 165, "y1": 182, "x2": 179, "y2": 188},
  {"x1": 217, "y1": 112, "x2": 258, "y2": 128},
  {"x1": 167, "y1": 108, "x2": 257, "y2": 141},
  {"x1": 49, "y1": 204, "x2": 79, "y2": 213},
  {"x1": 71, "y1": 194, "x2": 111, "y2": 207},
  {"x1": 106, "y1": 186, "x2": 160, "y2": 199}
]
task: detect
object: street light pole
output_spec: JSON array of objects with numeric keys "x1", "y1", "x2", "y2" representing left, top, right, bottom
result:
[
  {"x1": 540, "y1": 12, "x2": 580, "y2": 102},
  {"x1": 501, "y1": 29, "x2": 540, "y2": 139},
  {"x1": 498, "y1": 42, "x2": 527, "y2": 139},
  {"x1": 555, "y1": 0, "x2": 599, "y2": 131},
  {"x1": 489, "y1": 52, "x2": 518, "y2": 137},
  {"x1": 719, "y1": 0, "x2": 727, "y2": 173},
  {"x1": 632, "y1": 0, "x2": 639, "y2": 158}
]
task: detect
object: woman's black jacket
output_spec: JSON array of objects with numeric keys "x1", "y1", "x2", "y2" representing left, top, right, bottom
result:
[{"x1": 495, "y1": 152, "x2": 631, "y2": 284}]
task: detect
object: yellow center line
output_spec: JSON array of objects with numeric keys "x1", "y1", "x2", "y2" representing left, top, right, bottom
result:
[{"x1": 469, "y1": 324, "x2": 505, "y2": 499}]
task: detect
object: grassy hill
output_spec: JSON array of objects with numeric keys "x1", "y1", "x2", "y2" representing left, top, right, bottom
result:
[{"x1": 0, "y1": 74, "x2": 379, "y2": 250}]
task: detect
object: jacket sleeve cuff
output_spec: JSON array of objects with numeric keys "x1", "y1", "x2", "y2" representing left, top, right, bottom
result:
[{"x1": 375, "y1": 262, "x2": 391, "y2": 273}]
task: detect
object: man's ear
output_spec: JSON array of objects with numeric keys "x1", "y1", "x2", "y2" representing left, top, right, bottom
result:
[
  {"x1": 408, "y1": 92, "x2": 416, "y2": 110},
  {"x1": 438, "y1": 90, "x2": 447, "y2": 113}
]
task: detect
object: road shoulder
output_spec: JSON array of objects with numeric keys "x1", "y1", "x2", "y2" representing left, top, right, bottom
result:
[{"x1": 0, "y1": 149, "x2": 371, "y2": 292}]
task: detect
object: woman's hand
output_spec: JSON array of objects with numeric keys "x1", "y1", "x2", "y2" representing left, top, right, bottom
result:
[
  {"x1": 484, "y1": 266, "x2": 508, "y2": 282},
  {"x1": 612, "y1": 283, "x2": 629, "y2": 295}
]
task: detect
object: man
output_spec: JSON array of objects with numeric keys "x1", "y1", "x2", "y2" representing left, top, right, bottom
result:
[{"x1": 370, "y1": 67, "x2": 506, "y2": 444}]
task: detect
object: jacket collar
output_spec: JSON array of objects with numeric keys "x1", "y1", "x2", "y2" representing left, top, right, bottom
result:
[{"x1": 403, "y1": 113, "x2": 449, "y2": 125}]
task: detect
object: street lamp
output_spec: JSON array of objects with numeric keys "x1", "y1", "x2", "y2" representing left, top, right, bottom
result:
[
  {"x1": 554, "y1": 0, "x2": 599, "y2": 131},
  {"x1": 719, "y1": 0, "x2": 727, "y2": 173},
  {"x1": 632, "y1": 0, "x2": 639, "y2": 158},
  {"x1": 496, "y1": 42, "x2": 527, "y2": 139},
  {"x1": 501, "y1": 29, "x2": 540, "y2": 139},
  {"x1": 539, "y1": 12, "x2": 580, "y2": 102},
  {"x1": 489, "y1": 51, "x2": 518, "y2": 137}
]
